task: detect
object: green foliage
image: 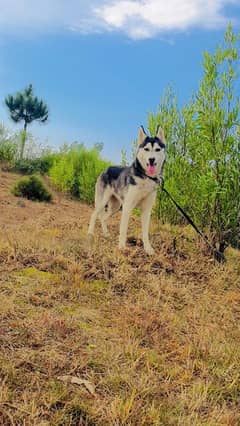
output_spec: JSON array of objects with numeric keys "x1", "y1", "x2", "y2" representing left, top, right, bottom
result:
[
  {"x1": 0, "y1": 125, "x2": 18, "y2": 169},
  {"x1": 49, "y1": 145, "x2": 111, "y2": 203},
  {"x1": 149, "y1": 24, "x2": 240, "y2": 251},
  {"x1": 12, "y1": 175, "x2": 52, "y2": 202},
  {"x1": 5, "y1": 84, "x2": 48, "y2": 128},
  {"x1": 78, "y1": 148, "x2": 111, "y2": 203}
]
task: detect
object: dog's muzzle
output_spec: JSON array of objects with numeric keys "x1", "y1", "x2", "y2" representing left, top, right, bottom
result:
[
  {"x1": 148, "y1": 158, "x2": 156, "y2": 166},
  {"x1": 147, "y1": 158, "x2": 157, "y2": 175}
]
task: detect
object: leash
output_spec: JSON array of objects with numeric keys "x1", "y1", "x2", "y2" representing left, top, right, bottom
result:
[
  {"x1": 162, "y1": 186, "x2": 225, "y2": 263},
  {"x1": 143, "y1": 171, "x2": 224, "y2": 262}
]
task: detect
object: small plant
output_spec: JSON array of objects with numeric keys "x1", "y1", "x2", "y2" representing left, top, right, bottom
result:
[
  {"x1": 0, "y1": 139, "x2": 17, "y2": 170},
  {"x1": 0, "y1": 124, "x2": 17, "y2": 169},
  {"x1": 12, "y1": 175, "x2": 52, "y2": 202}
]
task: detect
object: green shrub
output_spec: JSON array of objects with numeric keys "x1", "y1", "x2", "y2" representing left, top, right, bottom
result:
[
  {"x1": 0, "y1": 125, "x2": 18, "y2": 169},
  {"x1": 12, "y1": 175, "x2": 52, "y2": 202},
  {"x1": 50, "y1": 146, "x2": 111, "y2": 203},
  {"x1": 50, "y1": 152, "x2": 75, "y2": 193},
  {"x1": 0, "y1": 140, "x2": 17, "y2": 169},
  {"x1": 77, "y1": 148, "x2": 111, "y2": 203},
  {"x1": 147, "y1": 25, "x2": 240, "y2": 253}
]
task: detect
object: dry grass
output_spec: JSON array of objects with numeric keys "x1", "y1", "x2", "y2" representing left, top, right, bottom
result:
[{"x1": 0, "y1": 171, "x2": 240, "y2": 425}]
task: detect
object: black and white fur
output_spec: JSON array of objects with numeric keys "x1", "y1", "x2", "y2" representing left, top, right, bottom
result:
[{"x1": 88, "y1": 126, "x2": 166, "y2": 255}]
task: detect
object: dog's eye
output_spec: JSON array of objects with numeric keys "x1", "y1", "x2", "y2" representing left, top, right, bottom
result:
[
  {"x1": 155, "y1": 148, "x2": 161, "y2": 152},
  {"x1": 144, "y1": 147, "x2": 150, "y2": 151}
]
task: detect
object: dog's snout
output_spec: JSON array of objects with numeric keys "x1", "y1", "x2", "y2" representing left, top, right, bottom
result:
[{"x1": 149, "y1": 158, "x2": 156, "y2": 166}]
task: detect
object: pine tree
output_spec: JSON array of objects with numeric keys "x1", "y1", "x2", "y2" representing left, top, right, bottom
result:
[{"x1": 5, "y1": 84, "x2": 49, "y2": 159}]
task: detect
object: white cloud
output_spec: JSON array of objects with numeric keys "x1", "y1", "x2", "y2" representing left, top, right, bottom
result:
[
  {"x1": 0, "y1": 0, "x2": 238, "y2": 39},
  {"x1": 95, "y1": 0, "x2": 239, "y2": 39}
]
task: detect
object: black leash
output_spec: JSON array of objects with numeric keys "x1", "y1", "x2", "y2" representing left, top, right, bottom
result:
[{"x1": 162, "y1": 186, "x2": 225, "y2": 263}]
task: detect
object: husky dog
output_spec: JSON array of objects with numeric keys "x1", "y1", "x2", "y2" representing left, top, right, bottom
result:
[{"x1": 88, "y1": 126, "x2": 166, "y2": 255}]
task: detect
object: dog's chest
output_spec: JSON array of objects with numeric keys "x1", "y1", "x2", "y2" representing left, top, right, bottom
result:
[
  {"x1": 137, "y1": 177, "x2": 156, "y2": 195},
  {"x1": 126, "y1": 177, "x2": 156, "y2": 202}
]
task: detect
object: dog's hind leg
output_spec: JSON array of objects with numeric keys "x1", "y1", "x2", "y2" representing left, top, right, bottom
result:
[
  {"x1": 98, "y1": 204, "x2": 111, "y2": 236},
  {"x1": 88, "y1": 186, "x2": 112, "y2": 236},
  {"x1": 99, "y1": 196, "x2": 121, "y2": 236}
]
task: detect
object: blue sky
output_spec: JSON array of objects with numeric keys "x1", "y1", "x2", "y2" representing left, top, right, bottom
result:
[{"x1": 0, "y1": 0, "x2": 239, "y2": 161}]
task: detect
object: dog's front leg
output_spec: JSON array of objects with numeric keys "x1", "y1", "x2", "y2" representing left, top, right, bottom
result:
[
  {"x1": 119, "y1": 191, "x2": 137, "y2": 250},
  {"x1": 119, "y1": 205, "x2": 132, "y2": 250},
  {"x1": 141, "y1": 191, "x2": 156, "y2": 255}
]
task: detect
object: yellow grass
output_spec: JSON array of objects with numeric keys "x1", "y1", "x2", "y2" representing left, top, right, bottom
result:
[{"x1": 0, "y1": 171, "x2": 239, "y2": 425}]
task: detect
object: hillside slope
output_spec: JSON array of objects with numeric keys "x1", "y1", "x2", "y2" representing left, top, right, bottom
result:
[{"x1": 0, "y1": 171, "x2": 240, "y2": 425}]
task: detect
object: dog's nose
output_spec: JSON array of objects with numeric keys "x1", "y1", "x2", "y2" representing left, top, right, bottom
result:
[{"x1": 149, "y1": 158, "x2": 156, "y2": 166}]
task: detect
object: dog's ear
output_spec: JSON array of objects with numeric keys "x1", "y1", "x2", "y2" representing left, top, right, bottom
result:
[
  {"x1": 156, "y1": 126, "x2": 165, "y2": 143},
  {"x1": 138, "y1": 126, "x2": 147, "y2": 145}
]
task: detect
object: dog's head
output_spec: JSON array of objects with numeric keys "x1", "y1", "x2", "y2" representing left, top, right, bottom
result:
[{"x1": 137, "y1": 126, "x2": 166, "y2": 177}]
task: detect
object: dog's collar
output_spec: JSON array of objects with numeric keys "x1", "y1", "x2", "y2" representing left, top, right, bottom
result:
[
  {"x1": 133, "y1": 159, "x2": 163, "y2": 184},
  {"x1": 145, "y1": 173, "x2": 164, "y2": 185},
  {"x1": 147, "y1": 175, "x2": 160, "y2": 183}
]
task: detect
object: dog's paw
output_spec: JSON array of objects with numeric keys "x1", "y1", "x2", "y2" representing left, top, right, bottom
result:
[
  {"x1": 118, "y1": 246, "x2": 131, "y2": 257},
  {"x1": 103, "y1": 232, "x2": 110, "y2": 239},
  {"x1": 87, "y1": 232, "x2": 94, "y2": 240},
  {"x1": 83, "y1": 233, "x2": 95, "y2": 250},
  {"x1": 118, "y1": 243, "x2": 126, "y2": 251},
  {"x1": 87, "y1": 232, "x2": 95, "y2": 241},
  {"x1": 145, "y1": 245, "x2": 155, "y2": 256}
]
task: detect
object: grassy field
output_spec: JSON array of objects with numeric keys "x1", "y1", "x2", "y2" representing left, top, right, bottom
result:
[{"x1": 0, "y1": 171, "x2": 240, "y2": 425}]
